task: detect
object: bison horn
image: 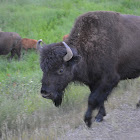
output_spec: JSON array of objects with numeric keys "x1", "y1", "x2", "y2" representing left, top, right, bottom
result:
[
  {"x1": 62, "y1": 42, "x2": 73, "y2": 61},
  {"x1": 37, "y1": 39, "x2": 43, "y2": 51}
]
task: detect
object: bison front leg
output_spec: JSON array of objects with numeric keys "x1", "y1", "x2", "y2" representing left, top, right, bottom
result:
[{"x1": 84, "y1": 74, "x2": 120, "y2": 127}]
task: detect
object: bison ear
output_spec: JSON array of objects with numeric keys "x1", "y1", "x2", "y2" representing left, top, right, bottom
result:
[
  {"x1": 73, "y1": 55, "x2": 81, "y2": 63},
  {"x1": 68, "y1": 55, "x2": 81, "y2": 66}
]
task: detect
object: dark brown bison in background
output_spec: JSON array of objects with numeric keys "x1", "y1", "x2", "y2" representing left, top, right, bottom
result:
[
  {"x1": 21, "y1": 38, "x2": 37, "y2": 51},
  {"x1": 37, "y1": 11, "x2": 140, "y2": 127},
  {"x1": 0, "y1": 32, "x2": 21, "y2": 60},
  {"x1": 62, "y1": 34, "x2": 69, "y2": 41}
]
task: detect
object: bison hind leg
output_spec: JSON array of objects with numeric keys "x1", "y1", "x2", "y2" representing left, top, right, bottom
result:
[
  {"x1": 136, "y1": 100, "x2": 140, "y2": 108},
  {"x1": 95, "y1": 103, "x2": 106, "y2": 122},
  {"x1": 9, "y1": 49, "x2": 16, "y2": 60}
]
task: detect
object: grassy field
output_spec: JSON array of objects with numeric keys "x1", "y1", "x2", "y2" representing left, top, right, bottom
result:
[{"x1": 0, "y1": 0, "x2": 140, "y2": 139}]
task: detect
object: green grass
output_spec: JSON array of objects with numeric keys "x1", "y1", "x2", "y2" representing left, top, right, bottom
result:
[{"x1": 0, "y1": 0, "x2": 140, "y2": 139}]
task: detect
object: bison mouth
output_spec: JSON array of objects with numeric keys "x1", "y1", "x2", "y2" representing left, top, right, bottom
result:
[
  {"x1": 41, "y1": 93, "x2": 52, "y2": 99},
  {"x1": 41, "y1": 92, "x2": 63, "y2": 107}
]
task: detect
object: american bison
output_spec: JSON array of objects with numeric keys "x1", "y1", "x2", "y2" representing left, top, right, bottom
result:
[
  {"x1": 37, "y1": 11, "x2": 140, "y2": 127},
  {"x1": 21, "y1": 38, "x2": 37, "y2": 51},
  {"x1": 63, "y1": 34, "x2": 69, "y2": 41},
  {"x1": 0, "y1": 32, "x2": 22, "y2": 60}
]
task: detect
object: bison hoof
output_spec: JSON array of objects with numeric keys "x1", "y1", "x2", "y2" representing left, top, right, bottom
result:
[
  {"x1": 95, "y1": 114, "x2": 104, "y2": 122},
  {"x1": 84, "y1": 117, "x2": 92, "y2": 128},
  {"x1": 136, "y1": 100, "x2": 140, "y2": 108},
  {"x1": 95, "y1": 117, "x2": 103, "y2": 122}
]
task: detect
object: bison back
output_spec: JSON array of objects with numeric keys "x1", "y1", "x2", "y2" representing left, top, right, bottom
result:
[{"x1": 21, "y1": 38, "x2": 37, "y2": 50}]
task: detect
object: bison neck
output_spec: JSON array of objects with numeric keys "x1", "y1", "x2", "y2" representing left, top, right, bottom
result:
[
  {"x1": 73, "y1": 58, "x2": 103, "y2": 88},
  {"x1": 73, "y1": 61, "x2": 90, "y2": 86}
]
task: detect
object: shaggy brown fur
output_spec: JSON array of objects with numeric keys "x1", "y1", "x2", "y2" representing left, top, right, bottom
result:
[
  {"x1": 0, "y1": 32, "x2": 21, "y2": 60},
  {"x1": 38, "y1": 11, "x2": 140, "y2": 127},
  {"x1": 21, "y1": 38, "x2": 37, "y2": 51}
]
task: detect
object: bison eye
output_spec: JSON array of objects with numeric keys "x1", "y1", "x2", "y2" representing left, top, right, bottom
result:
[{"x1": 57, "y1": 68, "x2": 64, "y2": 75}]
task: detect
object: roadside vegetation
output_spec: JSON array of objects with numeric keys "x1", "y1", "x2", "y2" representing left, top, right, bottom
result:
[{"x1": 0, "y1": 0, "x2": 140, "y2": 139}]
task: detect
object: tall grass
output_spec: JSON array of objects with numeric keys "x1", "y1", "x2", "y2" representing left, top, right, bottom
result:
[{"x1": 0, "y1": 0, "x2": 140, "y2": 139}]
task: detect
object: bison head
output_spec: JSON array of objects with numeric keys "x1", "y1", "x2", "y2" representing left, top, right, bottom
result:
[{"x1": 37, "y1": 39, "x2": 81, "y2": 107}]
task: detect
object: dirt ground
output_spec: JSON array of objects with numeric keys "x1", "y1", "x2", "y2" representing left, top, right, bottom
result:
[{"x1": 58, "y1": 81, "x2": 140, "y2": 140}]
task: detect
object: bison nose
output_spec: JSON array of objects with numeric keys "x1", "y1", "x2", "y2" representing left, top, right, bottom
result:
[{"x1": 41, "y1": 88, "x2": 52, "y2": 99}]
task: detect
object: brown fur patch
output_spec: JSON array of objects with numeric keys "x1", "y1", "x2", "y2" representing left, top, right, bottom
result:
[
  {"x1": 21, "y1": 38, "x2": 37, "y2": 50},
  {"x1": 63, "y1": 34, "x2": 69, "y2": 41}
]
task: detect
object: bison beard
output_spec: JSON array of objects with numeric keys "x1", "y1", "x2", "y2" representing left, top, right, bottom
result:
[
  {"x1": 41, "y1": 88, "x2": 63, "y2": 107},
  {"x1": 37, "y1": 11, "x2": 140, "y2": 127},
  {"x1": 53, "y1": 93, "x2": 63, "y2": 107}
]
